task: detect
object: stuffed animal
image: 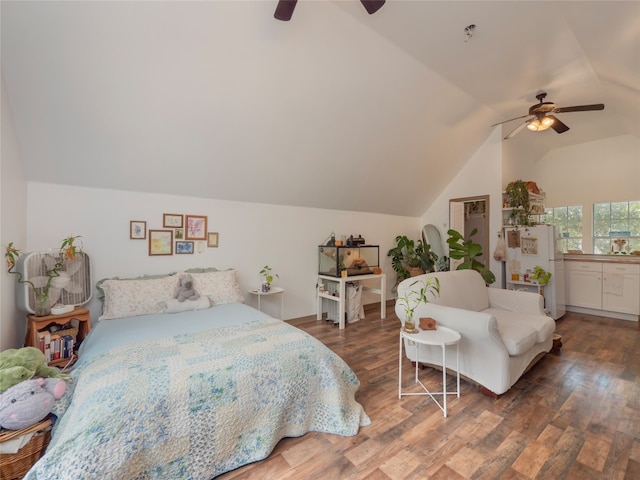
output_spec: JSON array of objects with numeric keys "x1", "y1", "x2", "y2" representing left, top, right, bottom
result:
[
  {"x1": 0, "y1": 378, "x2": 66, "y2": 430},
  {"x1": 0, "y1": 347, "x2": 70, "y2": 393},
  {"x1": 174, "y1": 274, "x2": 200, "y2": 302}
]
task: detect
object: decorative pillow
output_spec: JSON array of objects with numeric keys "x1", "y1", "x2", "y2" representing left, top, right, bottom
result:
[
  {"x1": 164, "y1": 296, "x2": 211, "y2": 314},
  {"x1": 100, "y1": 275, "x2": 179, "y2": 320},
  {"x1": 96, "y1": 273, "x2": 176, "y2": 304},
  {"x1": 188, "y1": 270, "x2": 244, "y2": 305}
]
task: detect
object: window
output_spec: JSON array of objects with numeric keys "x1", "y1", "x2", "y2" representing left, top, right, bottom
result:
[
  {"x1": 544, "y1": 206, "x2": 582, "y2": 253},
  {"x1": 593, "y1": 201, "x2": 640, "y2": 254}
]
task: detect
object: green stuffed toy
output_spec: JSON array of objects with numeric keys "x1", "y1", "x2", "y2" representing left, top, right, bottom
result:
[{"x1": 0, "y1": 346, "x2": 70, "y2": 393}]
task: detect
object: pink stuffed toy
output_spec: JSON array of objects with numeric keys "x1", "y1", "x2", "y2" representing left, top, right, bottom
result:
[{"x1": 0, "y1": 377, "x2": 66, "y2": 430}]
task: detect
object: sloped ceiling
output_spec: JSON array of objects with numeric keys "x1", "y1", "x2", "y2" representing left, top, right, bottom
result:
[{"x1": 2, "y1": 1, "x2": 639, "y2": 216}]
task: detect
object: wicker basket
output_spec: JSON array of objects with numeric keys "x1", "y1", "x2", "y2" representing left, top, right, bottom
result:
[{"x1": 0, "y1": 417, "x2": 52, "y2": 480}]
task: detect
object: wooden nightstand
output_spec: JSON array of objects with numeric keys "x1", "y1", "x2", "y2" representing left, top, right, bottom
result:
[{"x1": 24, "y1": 307, "x2": 91, "y2": 367}]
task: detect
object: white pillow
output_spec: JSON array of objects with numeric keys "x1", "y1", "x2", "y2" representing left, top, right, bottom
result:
[
  {"x1": 164, "y1": 296, "x2": 211, "y2": 314},
  {"x1": 188, "y1": 270, "x2": 244, "y2": 305},
  {"x1": 100, "y1": 275, "x2": 179, "y2": 320}
]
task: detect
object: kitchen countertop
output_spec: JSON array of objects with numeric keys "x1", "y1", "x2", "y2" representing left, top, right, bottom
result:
[{"x1": 564, "y1": 253, "x2": 640, "y2": 264}]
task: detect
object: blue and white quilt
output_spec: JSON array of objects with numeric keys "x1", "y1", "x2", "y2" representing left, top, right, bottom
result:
[{"x1": 25, "y1": 304, "x2": 370, "y2": 479}]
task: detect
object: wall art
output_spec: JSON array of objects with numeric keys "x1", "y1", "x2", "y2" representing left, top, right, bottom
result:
[
  {"x1": 163, "y1": 213, "x2": 183, "y2": 228},
  {"x1": 207, "y1": 232, "x2": 219, "y2": 248},
  {"x1": 149, "y1": 230, "x2": 173, "y2": 256},
  {"x1": 176, "y1": 241, "x2": 194, "y2": 254},
  {"x1": 130, "y1": 221, "x2": 147, "y2": 240},
  {"x1": 185, "y1": 215, "x2": 208, "y2": 240}
]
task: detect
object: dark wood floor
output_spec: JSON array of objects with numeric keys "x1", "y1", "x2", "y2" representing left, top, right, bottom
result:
[{"x1": 218, "y1": 304, "x2": 640, "y2": 480}]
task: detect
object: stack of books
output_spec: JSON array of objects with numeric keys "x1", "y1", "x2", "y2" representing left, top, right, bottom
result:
[{"x1": 36, "y1": 324, "x2": 77, "y2": 363}]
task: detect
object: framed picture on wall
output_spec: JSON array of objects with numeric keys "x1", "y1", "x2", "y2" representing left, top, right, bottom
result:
[
  {"x1": 207, "y1": 232, "x2": 219, "y2": 247},
  {"x1": 185, "y1": 215, "x2": 208, "y2": 240},
  {"x1": 130, "y1": 221, "x2": 147, "y2": 240},
  {"x1": 149, "y1": 230, "x2": 173, "y2": 256},
  {"x1": 176, "y1": 241, "x2": 194, "y2": 254},
  {"x1": 163, "y1": 213, "x2": 183, "y2": 228}
]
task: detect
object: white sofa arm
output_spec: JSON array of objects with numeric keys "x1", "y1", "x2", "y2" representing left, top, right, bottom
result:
[{"x1": 488, "y1": 288, "x2": 545, "y2": 315}]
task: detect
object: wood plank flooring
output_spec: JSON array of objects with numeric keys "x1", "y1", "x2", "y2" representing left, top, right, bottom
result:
[{"x1": 218, "y1": 304, "x2": 640, "y2": 479}]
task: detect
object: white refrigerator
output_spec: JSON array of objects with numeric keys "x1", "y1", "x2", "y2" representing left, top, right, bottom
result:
[{"x1": 503, "y1": 224, "x2": 566, "y2": 320}]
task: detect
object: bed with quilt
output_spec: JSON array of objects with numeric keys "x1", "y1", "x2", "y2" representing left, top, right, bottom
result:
[{"x1": 25, "y1": 269, "x2": 370, "y2": 479}]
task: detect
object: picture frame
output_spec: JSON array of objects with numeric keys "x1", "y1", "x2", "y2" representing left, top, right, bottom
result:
[
  {"x1": 130, "y1": 220, "x2": 147, "y2": 240},
  {"x1": 185, "y1": 215, "x2": 208, "y2": 240},
  {"x1": 174, "y1": 229, "x2": 184, "y2": 240},
  {"x1": 163, "y1": 213, "x2": 183, "y2": 228},
  {"x1": 207, "y1": 232, "x2": 219, "y2": 248},
  {"x1": 149, "y1": 230, "x2": 173, "y2": 256},
  {"x1": 175, "y1": 241, "x2": 194, "y2": 254}
]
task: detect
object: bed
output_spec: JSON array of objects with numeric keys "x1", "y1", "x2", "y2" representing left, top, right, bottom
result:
[{"x1": 25, "y1": 269, "x2": 370, "y2": 479}]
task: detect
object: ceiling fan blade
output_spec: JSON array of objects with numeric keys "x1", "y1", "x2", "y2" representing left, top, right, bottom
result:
[
  {"x1": 274, "y1": 0, "x2": 297, "y2": 21},
  {"x1": 554, "y1": 103, "x2": 604, "y2": 113},
  {"x1": 548, "y1": 115, "x2": 570, "y2": 134},
  {"x1": 491, "y1": 114, "x2": 531, "y2": 127},
  {"x1": 504, "y1": 120, "x2": 530, "y2": 139},
  {"x1": 361, "y1": 0, "x2": 385, "y2": 15}
]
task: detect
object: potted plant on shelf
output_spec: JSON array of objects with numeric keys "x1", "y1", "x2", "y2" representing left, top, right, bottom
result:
[
  {"x1": 446, "y1": 228, "x2": 496, "y2": 285},
  {"x1": 530, "y1": 265, "x2": 552, "y2": 286},
  {"x1": 387, "y1": 235, "x2": 438, "y2": 288},
  {"x1": 259, "y1": 265, "x2": 279, "y2": 292},
  {"x1": 504, "y1": 179, "x2": 531, "y2": 225},
  {"x1": 396, "y1": 277, "x2": 440, "y2": 333},
  {"x1": 5, "y1": 235, "x2": 83, "y2": 316}
]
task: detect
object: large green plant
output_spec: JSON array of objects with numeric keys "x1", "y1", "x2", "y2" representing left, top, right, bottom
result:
[
  {"x1": 387, "y1": 235, "x2": 437, "y2": 284},
  {"x1": 446, "y1": 228, "x2": 495, "y2": 285}
]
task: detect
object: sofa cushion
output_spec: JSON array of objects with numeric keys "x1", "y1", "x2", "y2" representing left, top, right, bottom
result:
[
  {"x1": 423, "y1": 270, "x2": 490, "y2": 312},
  {"x1": 485, "y1": 308, "x2": 555, "y2": 344}
]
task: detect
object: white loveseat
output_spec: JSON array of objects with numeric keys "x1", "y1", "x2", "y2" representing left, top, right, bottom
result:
[{"x1": 396, "y1": 269, "x2": 556, "y2": 397}]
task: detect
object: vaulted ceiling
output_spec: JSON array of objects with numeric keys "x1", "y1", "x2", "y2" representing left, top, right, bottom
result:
[{"x1": 2, "y1": 1, "x2": 638, "y2": 216}]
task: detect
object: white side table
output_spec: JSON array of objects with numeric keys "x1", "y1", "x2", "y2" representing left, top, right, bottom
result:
[
  {"x1": 398, "y1": 326, "x2": 461, "y2": 417},
  {"x1": 248, "y1": 287, "x2": 284, "y2": 319}
]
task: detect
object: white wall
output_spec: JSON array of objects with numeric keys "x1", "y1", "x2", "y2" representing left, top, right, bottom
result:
[
  {"x1": 22, "y1": 182, "x2": 419, "y2": 333},
  {"x1": 1, "y1": 75, "x2": 28, "y2": 350},
  {"x1": 506, "y1": 134, "x2": 640, "y2": 253},
  {"x1": 420, "y1": 127, "x2": 504, "y2": 286}
]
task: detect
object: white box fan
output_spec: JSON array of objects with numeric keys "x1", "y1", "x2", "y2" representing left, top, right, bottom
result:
[{"x1": 15, "y1": 251, "x2": 92, "y2": 314}]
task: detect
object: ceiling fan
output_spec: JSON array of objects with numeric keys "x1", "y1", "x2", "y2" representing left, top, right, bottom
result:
[
  {"x1": 274, "y1": 0, "x2": 385, "y2": 21},
  {"x1": 493, "y1": 92, "x2": 605, "y2": 140}
]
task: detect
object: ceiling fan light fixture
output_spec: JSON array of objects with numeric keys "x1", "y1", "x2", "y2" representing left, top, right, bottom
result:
[{"x1": 527, "y1": 116, "x2": 555, "y2": 132}]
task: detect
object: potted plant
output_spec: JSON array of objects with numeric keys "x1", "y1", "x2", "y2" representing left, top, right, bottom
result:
[
  {"x1": 259, "y1": 265, "x2": 279, "y2": 292},
  {"x1": 5, "y1": 235, "x2": 83, "y2": 316},
  {"x1": 530, "y1": 265, "x2": 552, "y2": 286},
  {"x1": 387, "y1": 235, "x2": 438, "y2": 286},
  {"x1": 396, "y1": 277, "x2": 440, "y2": 333},
  {"x1": 446, "y1": 228, "x2": 496, "y2": 285},
  {"x1": 504, "y1": 180, "x2": 531, "y2": 225}
]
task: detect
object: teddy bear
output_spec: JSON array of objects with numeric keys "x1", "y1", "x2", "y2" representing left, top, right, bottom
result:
[
  {"x1": 0, "y1": 347, "x2": 70, "y2": 393},
  {"x1": 174, "y1": 273, "x2": 201, "y2": 302},
  {"x1": 0, "y1": 377, "x2": 66, "y2": 430}
]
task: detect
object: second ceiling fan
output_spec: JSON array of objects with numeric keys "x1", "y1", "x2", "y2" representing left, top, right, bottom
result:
[
  {"x1": 494, "y1": 92, "x2": 605, "y2": 140},
  {"x1": 274, "y1": 0, "x2": 385, "y2": 21}
]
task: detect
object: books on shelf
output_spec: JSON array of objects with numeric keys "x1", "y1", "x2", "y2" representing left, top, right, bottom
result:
[{"x1": 36, "y1": 324, "x2": 77, "y2": 363}]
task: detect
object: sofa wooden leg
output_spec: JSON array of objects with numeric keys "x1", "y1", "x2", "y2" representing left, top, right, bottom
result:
[
  {"x1": 551, "y1": 334, "x2": 563, "y2": 354},
  {"x1": 479, "y1": 386, "x2": 500, "y2": 399}
]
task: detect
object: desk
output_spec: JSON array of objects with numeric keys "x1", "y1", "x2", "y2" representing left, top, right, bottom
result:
[
  {"x1": 398, "y1": 326, "x2": 461, "y2": 417},
  {"x1": 316, "y1": 273, "x2": 386, "y2": 329},
  {"x1": 248, "y1": 287, "x2": 284, "y2": 319}
]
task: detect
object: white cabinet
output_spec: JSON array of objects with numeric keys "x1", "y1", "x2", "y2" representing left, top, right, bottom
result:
[
  {"x1": 602, "y1": 264, "x2": 640, "y2": 315},
  {"x1": 566, "y1": 261, "x2": 640, "y2": 316},
  {"x1": 567, "y1": 262, "x2": 602, "y2": 310}
]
